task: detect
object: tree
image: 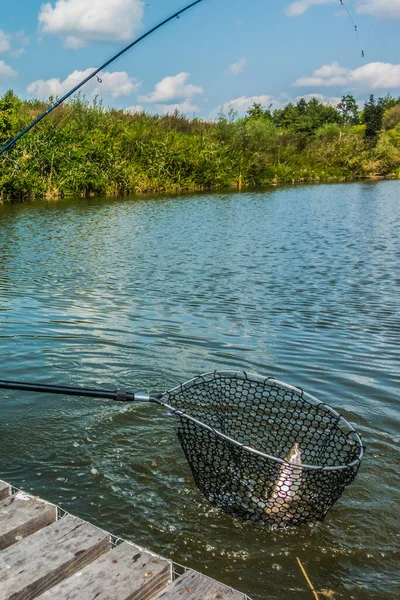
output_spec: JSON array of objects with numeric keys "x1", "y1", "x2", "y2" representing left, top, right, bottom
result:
[
  {"x1": 273, "y1": 98, "x2": 341, "y2": 136},
  {"x1": 383, "y1": 104, "x2": 400, "y2": 130},
  {"x1": 0, "y1": 90, "x2": 14, "y2": 146},
  {"x1": 378, "y1": 93, "x2": 400, "y2": 112},
  {"x1": 273, "y1": 103, "x2": 298, "y2": 130},
  {"x1": 363, "y1": 95, "x2": 384, "y2": 142},
  {"x1": 246, "y1": 102, "x2": 272, "y2": 121},
  {"x1": 338, "y1": 95, "x2": 360, "y2": 125}
]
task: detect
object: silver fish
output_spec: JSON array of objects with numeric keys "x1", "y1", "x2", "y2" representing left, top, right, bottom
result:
[{"x1": 265, "y1": 442, "x2": 302, "y2": 517}]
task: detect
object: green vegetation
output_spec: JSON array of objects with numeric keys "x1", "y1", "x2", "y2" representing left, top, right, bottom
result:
[{"x1": 1, "y1": 90, "x2": 400, "y2": 202}]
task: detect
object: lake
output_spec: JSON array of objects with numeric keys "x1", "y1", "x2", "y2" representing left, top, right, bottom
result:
[{"x1": 0, "y1": 181, "x2": 399, "y2": 599}]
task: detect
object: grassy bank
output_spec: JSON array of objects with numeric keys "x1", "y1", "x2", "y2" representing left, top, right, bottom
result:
[{"x1": 1, "y1": 91, "x2": 400, "y2": 202}]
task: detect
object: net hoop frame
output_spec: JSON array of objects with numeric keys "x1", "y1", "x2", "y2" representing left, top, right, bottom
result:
[{"x1": 160, "y1": 370, "x2": 364, "y2": 472}]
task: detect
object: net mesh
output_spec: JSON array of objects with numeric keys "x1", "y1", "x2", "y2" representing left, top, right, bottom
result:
[{"x1": 164, "y1": 371, "x2": 363, "y2": 529}]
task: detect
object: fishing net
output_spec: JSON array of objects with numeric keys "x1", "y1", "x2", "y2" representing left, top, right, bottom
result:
[{"x1": 164, "y1": 371, "x2": 364, "y2": 529}]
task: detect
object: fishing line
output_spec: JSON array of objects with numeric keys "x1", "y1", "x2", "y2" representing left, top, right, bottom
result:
[
  {"x1": 339, "y1": 0, "x2": 365, "y2": 58},
  {"x1": 0, "y1": 0, "x2": 206, "y2": 159}
]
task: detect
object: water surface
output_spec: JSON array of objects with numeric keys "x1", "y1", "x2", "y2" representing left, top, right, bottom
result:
[{"x1": 0, "y1": 181, "x2": 399, "y2": 599}]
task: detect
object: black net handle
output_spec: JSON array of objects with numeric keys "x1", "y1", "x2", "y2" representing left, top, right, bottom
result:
[{"x1": 0, "y1": 379, "x2": 158, "y2": 403}]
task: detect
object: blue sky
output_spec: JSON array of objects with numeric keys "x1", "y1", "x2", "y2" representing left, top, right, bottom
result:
[{"x1": 1, "y1": 0, "x2": 400, "y2": 118}]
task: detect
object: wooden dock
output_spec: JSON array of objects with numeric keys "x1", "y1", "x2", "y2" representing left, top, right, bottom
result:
[{"x1": 0, "y1": 480, "x2": 249, "y2": 600}]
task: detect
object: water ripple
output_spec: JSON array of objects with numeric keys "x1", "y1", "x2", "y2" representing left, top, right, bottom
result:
[{"x1": 0, "y1": 181, "x2": 399, "y2": 600}]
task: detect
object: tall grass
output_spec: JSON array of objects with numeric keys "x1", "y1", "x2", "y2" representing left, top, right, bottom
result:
[{"x1": 1, "y1": 91, "x2": 400, "y2": 202}]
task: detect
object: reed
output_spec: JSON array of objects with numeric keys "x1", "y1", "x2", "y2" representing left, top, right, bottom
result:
[{"x1": 1, "y1": 91, "x2": 400, "y2": 202}]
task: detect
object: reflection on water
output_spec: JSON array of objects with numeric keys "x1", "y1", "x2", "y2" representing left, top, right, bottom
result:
[{"x1": 0, "y1": 181, "x2": 399, "y2": 599}]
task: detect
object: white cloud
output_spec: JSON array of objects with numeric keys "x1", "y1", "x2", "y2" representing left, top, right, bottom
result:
[
  {"x1": 6, "y1": 32, "x2": 30, "y2": 58},
  {"x1": 0, "y1": 60, "x2": 17, "y2": 79},
  {"x1": 27, "y1": 68, "x2": 141, "y2": 100},
  {"x1": 139, "y1": 72, "x2": 203, "y2": 105},
  {"x1": 226, "y1": 58, "x2": 246, "y2": 76},
  {"x1": 296, "y1": 93, "x2": 342, "y2": 105},
  {"x1": 286, "y1": 0, "x2": 400, "y2": 19},
  {"x1": 293, "y1": 61, "x2": 400, "y2": 90},
  {"x1": 357, "y1": 0, "x2": 400, "y2": 19},
  {"x1": 155, "y1": 100, "x2": 200, "y2": 115},
  {"x1": 314, "y1": 63, "x2": 350, "y2": 79},
  {"x1": 39, "y1": 0, "x2": 144, "y2": 48},
  {"x1": 294, "y1": 62, "x2": 350, "y2": 87},
  {"x1": 64, "y1": 36, "x2": 86, "y2": 50},
  {"x1": 0, "y1": 30, "x2": 11, "y2": 53},
  {"x1": 285, "y1": 0, "x2": 334, "y2": 17},
  {"x1": 124, "y1": 105, "x2": 144, "y2": 114},
  {"x1": 126, "y1": 100, "x2": 200, "y2": 116},
  {"x1": 213, "y1": 95, "x2": 284, "y2": 117},
  {"x1": 349, "y1": 62, "x2": 400, "y2": 89}
]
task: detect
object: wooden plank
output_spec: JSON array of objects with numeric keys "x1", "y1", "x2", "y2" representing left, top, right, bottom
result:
[
  {"x1": 0, "y1": 481, "x2": 10, "y2": 501},
  {"x1": 154, "y1": 570, "x2": 246, "y2": 600},
  {"x1": 0, "y1": 482, "x2": 250, "y2": 600},
  {"x1": 37, "y1": 542, "x2": 172, "y2": 600},
  {"x1": 0, "y1": 514, "x2": 110, "y2": 600},
  {"x1": 0, "y1": 493, "x2": 57, "y2": 551}
]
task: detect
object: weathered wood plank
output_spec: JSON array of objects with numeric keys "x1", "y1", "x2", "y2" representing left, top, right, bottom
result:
[
  {"x1": 0, "y1": 482, "x2": 251, "y2": 600},
  {"x1": 37, "y1": 541, "x2": 172, "y2": 600},
  {"x1": 0, "y1": 514, "x2": 110, "y2": 600},
  {"x1": 0, "y1": 482, "x2": 10, "y2": 501},
  {"x1": 0, "y1": 493, "x2": 57, "y2": 551},
  {"x1": 154, "y1": 570, "x2": 246, "y2": 600}
]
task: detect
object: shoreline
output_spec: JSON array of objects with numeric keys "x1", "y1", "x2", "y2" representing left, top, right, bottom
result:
[{"x1": 1, "y1": 173, "x2": 398, "y2": 204}]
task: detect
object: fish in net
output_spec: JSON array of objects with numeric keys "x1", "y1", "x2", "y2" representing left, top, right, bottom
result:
[{"x1": 164, "y1": 371, "x2": 364, "y2": 529}]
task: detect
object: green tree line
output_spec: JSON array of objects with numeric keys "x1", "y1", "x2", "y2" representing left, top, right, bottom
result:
[{"x1": 1, "y1": 90, "x2": 400, "y2": 202}]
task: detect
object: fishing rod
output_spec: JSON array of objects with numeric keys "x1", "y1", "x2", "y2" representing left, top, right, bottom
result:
[
  {"x1": 340, "y1": 0, "x2": 365, "y2": 58},
  {"x1": 0, "y1": 0, "x2": 365, "y2": 163},
  {"x1": 0, "y1": 0, "x2": 206, "y2": 159}
]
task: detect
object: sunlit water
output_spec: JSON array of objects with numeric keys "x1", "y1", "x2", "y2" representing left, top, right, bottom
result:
[{"x1": 0, "y1": 181, "x2": 399, "y2": 599}]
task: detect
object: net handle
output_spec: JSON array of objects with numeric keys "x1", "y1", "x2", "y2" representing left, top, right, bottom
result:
[{"x1": 0, "y1": 379, "x2": 158, "y2": 403}]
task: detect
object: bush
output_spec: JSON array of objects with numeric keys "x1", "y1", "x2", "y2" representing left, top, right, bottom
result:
[
  {"x1": 383, "y1": 104, "x2": 400, "y2": 130},
  {"x1": 1, "y1": 90, "x2": 400, "y2": 201},
  {"x1": 315, "y1": 123, "x2": 342, "y2": 140}
]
